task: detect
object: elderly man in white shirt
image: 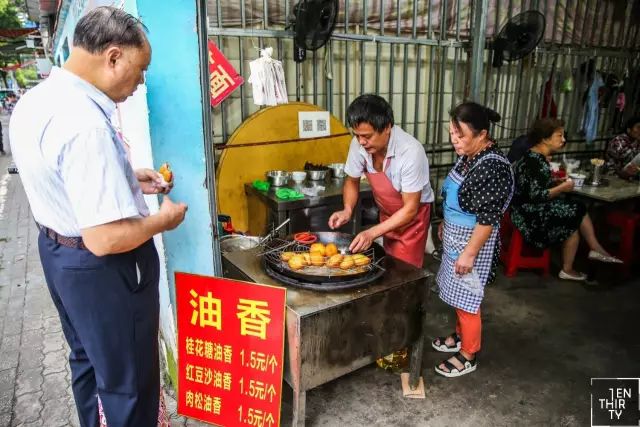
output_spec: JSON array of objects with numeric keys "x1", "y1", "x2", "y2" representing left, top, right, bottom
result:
[
  {"x1": 10, "y1": 7, "x2": 186, "y2": 426},
  {"x1": 329, "y1": 94, "x2": 434, "y2": 268}
]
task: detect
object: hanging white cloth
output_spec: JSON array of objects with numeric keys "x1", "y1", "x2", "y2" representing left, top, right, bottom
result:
[{"x1": 248, "y1": 47, "x2": 288, "y2": 106}]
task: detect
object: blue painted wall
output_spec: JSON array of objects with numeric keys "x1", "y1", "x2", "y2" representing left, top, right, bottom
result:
[{"x1": 136, "y1": 0, "x2": 216, "y2": 310}]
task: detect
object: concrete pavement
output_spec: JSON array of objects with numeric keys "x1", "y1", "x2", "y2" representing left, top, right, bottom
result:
[{"x1": 0, "y1": 116, "x2": 78, "y2": 426}]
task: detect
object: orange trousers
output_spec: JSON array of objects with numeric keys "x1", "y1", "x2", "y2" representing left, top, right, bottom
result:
[{"x1": 455, "y1": 308, "x2": 482, "y2": 354}]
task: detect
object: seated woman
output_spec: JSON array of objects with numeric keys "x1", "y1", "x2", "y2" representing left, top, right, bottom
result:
[
  {"x1": 511, "y1": 118, "x2": 622, "y2": 281},
  {"x1": 605, "y1": 116, "x2": 640, "y2": 178}
]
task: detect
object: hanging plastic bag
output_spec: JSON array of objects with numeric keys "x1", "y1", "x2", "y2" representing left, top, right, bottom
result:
[
  {"x1": 248, "y1": 47, "x2": 288, "y2": 106},
  {"x1": 561, "y1": 75, "x2": 574, "y2": 93},
  {"x1": 558, "y1": 69, "x2": 573, "y2": 93}
]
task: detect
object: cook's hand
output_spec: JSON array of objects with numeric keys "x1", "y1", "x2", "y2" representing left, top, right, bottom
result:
[
  {"x1": 328, "y1": 209, "x2": 351, "y2": 230},
  {"x1": 558, "y1": 178, "x2": 574, "y2": 192},
  {"x1": 454, "y1": 250, "x2": 476, "y2": 275},
  {"x1": 136, "y1": 168, "x2": 173, "y2": 194},
  {"x1": 438, "y1": 222, "x2": 444, "y2": 241},
  {"x1": 159, "y1": 195, "x2": 187, "y2": 230},
  {"x1": 349, "y1": 229, "x2": 375, "y2": 253}
]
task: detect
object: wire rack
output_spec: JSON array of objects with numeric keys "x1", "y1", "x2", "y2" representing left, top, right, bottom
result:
[{"x1": 258, "y1": 237, "x2": 385, "y2": 278}]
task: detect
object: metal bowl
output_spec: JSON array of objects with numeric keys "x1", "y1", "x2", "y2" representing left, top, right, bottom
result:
[
  {"x1": 266, "y1": 170, "x2": 291, "y2": 186},
  {"x1": 328, "y1": 163, "x2": 345, "y2": 178},
  {"x1": 307, "y1": 170, "x2": 327, "y2": 181},
  {"x1": 219, "y1": 235, "x2": 261, "y2": 252}
]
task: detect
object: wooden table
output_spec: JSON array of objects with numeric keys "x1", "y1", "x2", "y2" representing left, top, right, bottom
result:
[
  {"x1": 570, "y1": 176, "x2": 640, "y2": 203},
  {"x1": 569, "y1": 176, "x2": 640, "y2": 281}
]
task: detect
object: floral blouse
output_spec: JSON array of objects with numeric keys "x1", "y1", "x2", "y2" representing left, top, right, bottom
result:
[{"x1": 605, "y1": 133, "x2": 640, "y2": 175}]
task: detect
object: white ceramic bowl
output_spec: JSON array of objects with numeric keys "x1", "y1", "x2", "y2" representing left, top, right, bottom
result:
[
  {"x1": 569, "y1": 173, "x2": 586, "y2": 188},
  {"x1": 291, "y1": 171, "x2": 307, "y2": 183}
]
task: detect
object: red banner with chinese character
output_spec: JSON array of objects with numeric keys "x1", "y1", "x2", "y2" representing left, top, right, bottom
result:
[
  {"x1": 176, "y1": 273, "x2": 286, "y2": 427},
  {"x1": 208, "y1": 41, "x2": 243, "y2": 107}
]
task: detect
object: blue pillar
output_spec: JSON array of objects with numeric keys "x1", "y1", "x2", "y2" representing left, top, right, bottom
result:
[{"x1": 136, "y1": 0, "x2": 219, "y2": 307}]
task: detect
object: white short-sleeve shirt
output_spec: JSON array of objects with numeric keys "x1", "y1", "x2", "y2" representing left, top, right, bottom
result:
[
  {"x1": 9, "y1": 67, "x2": 148, "y2": 237},
  {"x1": 344, "y1": 125, "x2": 435, "y2": 203}
]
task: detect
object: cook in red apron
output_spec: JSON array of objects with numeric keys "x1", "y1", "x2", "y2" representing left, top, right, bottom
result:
[{"x1": 364, "y1": 157, "x2": 431, "y2": 268}]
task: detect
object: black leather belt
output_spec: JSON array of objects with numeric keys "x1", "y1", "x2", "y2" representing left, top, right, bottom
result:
[{"x1": 37, "y1": 223, "x2": 87, "y2": 250}]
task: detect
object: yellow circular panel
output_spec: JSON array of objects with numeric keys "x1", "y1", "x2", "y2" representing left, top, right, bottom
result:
[{"x1": 216, "y1": 102, "x2": 351, "y2": 234}]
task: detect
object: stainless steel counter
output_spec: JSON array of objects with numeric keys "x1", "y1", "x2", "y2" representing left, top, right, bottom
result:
[{"x1": 222, "y1": 248, "x2": 432, "y2": 426}]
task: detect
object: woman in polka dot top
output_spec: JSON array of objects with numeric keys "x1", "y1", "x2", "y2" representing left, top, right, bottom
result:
[{"x1": 433, "y1": 102, "x2": 514, "y2": 378}]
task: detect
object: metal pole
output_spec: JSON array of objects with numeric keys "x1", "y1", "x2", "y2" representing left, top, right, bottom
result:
[
  {"x1": 360, "y1": 0, "x2": 368, "y2": 94},
  {"x1": 215, "y1": 0, "x2": 227, "y2": 144},
  {"x1": 440, "y1": 0, "x2": 448, "y2": 41},
  {"x1": 313, "y1": 49, "x2": 318, "y2": 105},
  {"x1": 451, "y1": 47, "x2": 459, "y2": 107},
  {"x1": 327, "y1": 41, "x2": 333, "y2": 113},
  {"x1": 411, "y1": 0, "x2": 420, "y2": 137},
  {"x1": 427, "y1": 0, "x2": 433, "y2": 39},
  {"x1": 414, "y1": 44, "x2": 423, "y2": 138},
  {"x1": 470, "y1": 0, "x2": 489, "y2": 101},
  {"x1": 375, "y1": 0, "x2": 384, "y2": 95},
  {"x1": 483, "y1": 49, "x2": 492, "y2": 106},
  {"x1": 238, "y1": 37, "x2": 246, "y2": 120},
  {"x1": 426, "y1": 46, "x2": 435, "y2": 144},
  {"x1": 438, "y1": 46, "x2": 447, "y2": 147},
  {"x1": 197, "y1": 0, "x2": 223, "y2": 276},
  {"x1": 388, "y1": 0, "x2": 401, "y2": 104},
  {"x1": 455, "y1": 0, "x2": 461, "y2": 41},
  {"x1": 512, "y1": 59, "x2": 524, "y2": 131},
  {"x1": 344, "y1": 0, "x2": 350, "y2": 113}
]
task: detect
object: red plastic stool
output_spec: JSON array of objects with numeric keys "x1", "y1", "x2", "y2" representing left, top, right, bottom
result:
[
  {"x1": 500, "y1": 212, "x2": 551, "y2": 277},
  {"x1": 605, "y1": 211, "x2": 640, "y2": 275}
]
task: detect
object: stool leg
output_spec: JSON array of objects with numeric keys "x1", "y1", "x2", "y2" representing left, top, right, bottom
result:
[
  {"x1": 504, "y1": 233, "x2": 522, "y2": 277},
  {"x1": 542, "y1": 250, "x2": 550, "y2": 277}
]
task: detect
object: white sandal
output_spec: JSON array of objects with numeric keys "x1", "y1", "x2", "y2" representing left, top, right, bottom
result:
[
  {"x1": 588, "y1": 250, "x2": 623, "y2": 264},
  {"x1": 558, "y1": 270, "x2": 587, "y2": 281},
  {"x1": 434, "y1": 352, "x2": 477, "y2": 378}
]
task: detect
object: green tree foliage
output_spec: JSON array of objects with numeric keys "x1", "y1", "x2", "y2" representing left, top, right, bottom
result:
[
  {"x1": 15, "y1": 67, "x2": 36, "y2": 87},
  {"x1": 0, "y1": 0, "x2": 28, "y2": 86},
  {"x1": 0, "y1": 0, "x2": 22, "y2": 29}
]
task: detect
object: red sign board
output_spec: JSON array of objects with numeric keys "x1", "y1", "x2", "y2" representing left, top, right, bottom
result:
[
  {"x1": 208, "y1": 41, "x2": 243, "y2": 107},
  {"x1": 176, "y1": 273, "x2": 286, "y2": 426}
]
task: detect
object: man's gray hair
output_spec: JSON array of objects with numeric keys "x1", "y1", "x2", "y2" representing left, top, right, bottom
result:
[{"x1": 73, "y1": 6, "x2": 148, "y2": 54}]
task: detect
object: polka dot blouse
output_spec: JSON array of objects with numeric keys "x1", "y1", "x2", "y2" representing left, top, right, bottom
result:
[{"x1": 454, "y1": 144, "x2": 514, "y2": 227}]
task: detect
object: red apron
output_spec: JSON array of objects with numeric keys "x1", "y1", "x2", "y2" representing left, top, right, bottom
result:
[{"x1": 365, "y1": 158, "x2": 430, "y2": 268}]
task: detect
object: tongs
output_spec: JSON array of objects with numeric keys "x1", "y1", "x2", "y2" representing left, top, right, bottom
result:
[{"x1": 258, "y1": 218, "x2": 291, "y2": 245}]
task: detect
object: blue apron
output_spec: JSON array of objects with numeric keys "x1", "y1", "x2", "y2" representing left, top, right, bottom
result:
[{"x1": 437, "y1": 153, "x2": 512, "y2": 314}]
